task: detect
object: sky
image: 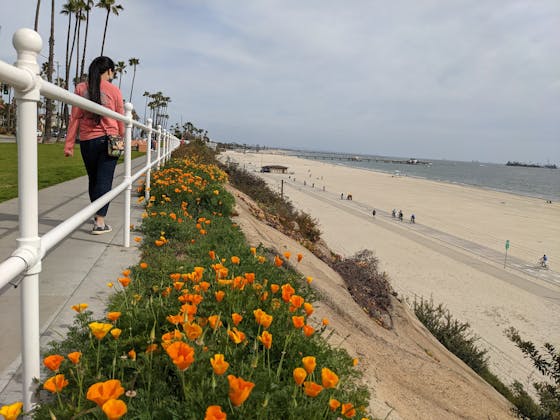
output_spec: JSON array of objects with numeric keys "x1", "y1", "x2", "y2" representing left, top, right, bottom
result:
[{"x1": 1, "y1": 0, "x2": 559, "y2": 164}]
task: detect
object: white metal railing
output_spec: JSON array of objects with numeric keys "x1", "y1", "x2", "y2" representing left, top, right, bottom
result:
[{"x1": 0, "y1": 28, "x2": 182, "y2": 411}]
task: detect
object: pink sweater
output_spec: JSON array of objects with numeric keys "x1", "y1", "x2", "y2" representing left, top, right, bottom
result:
[{"x1": 65, "y1": 80, "x2": 125, "y2": 153}]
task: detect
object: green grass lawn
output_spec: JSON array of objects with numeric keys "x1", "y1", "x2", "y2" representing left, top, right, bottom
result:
[{"x1": 0, "y1": 143, "x2": 145, "y2": 203}]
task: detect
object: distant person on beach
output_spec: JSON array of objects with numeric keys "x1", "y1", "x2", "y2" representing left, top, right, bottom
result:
[
  {"x1": 392, "y1": 209, "x2": 396, "y2": 218},
  {"x1": 372, "y1": 209, "x2": 376, "y2": 217},
  {"x1": 341, "y1": 193, "x2": 344, "y2": 199},
  {"x1": 398, "y1": 210, "x2": 403, "y2": 221},
  {"x1": 410, "y1": 214, "x2": 415, "y2": 223},
  {"x1": 539, "y1": 254, "x2": 548, "y2": 268},
  {"x1": 64, "y1": 56, "x2": 124, "y2": 235}
]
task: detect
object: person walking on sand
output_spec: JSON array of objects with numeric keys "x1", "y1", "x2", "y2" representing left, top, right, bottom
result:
[
  {"x1": 398, "y1": 210, "x2": 403, "y2": 221},
  {"x1": 64, "y1": 56, "x2": 124, "y2": 235},
  {"x1": 410, "y1": 214, "x2": 415, "y2": 224},
  {"x1": 372, "y1": 209, "x2": 376, "y2": 217}
]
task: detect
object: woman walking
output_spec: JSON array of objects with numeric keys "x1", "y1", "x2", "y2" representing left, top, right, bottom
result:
[{"x1": 64, "y1": 56, "x2": 124, "y2": 234}]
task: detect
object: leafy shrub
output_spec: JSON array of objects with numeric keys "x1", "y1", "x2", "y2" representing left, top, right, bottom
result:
[{"x1": 29, "y1": 156, "x2": 370, "y2": 419}]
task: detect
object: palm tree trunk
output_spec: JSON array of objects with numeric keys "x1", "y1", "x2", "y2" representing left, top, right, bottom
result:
[
  {"x1": 75, "y1": 16, "x2": 81, "y2": 84},
  {"x1": 44, "y1": 0, "x2": 55, "y2": 144},
  {"x1": 101, "y1": 9, "x2": 110, "y2": 55},
  {"x1": 80, "y1": 8, "x2": 90, "y2": 77},
  {"x1": 34, "y1": 0, "x2": 41, "y2": 31},
  {"x1": 129, "y1": 66, "x2": 136, "y2": 102}
]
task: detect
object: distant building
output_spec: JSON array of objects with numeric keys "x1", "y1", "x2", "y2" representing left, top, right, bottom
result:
[{"x1": 261, "y1": 165, "x2": 288, "y2": 174}]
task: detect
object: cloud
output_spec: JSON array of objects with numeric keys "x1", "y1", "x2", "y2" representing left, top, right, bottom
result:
[{"x1": 1, "y1": 0, "x2": 559, "y2": 162}]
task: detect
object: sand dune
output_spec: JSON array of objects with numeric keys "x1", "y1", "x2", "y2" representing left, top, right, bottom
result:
[{"x1": 221, "y1": 150, "x2": 560, "y2": 391}]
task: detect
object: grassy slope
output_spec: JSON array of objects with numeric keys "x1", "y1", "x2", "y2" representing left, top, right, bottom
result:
[{"x1": 0, "y1": 143, "x2": 144, "y2": 203}]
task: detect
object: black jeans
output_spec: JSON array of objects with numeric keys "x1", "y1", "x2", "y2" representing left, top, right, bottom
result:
[{"x1": 79, "y1": 135, "x2": 118, "y2": 218}]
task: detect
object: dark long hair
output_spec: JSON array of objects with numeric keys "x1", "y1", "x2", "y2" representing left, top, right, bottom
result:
[{"x1": 87, "y1": 56, "x2": 115, "y2": 124}]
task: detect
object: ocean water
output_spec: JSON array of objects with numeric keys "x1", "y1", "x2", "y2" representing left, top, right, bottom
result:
[{"x1": 284, "y1": 151, "x2": 560, "y2": 201}]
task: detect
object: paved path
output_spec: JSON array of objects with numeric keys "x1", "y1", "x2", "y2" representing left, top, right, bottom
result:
[
  {"x1": 275, "y1": 176, "x2": 560, "y2": 293},
  {"x1": 0, "y1": 158, "x2": 146, "y2": 404}
]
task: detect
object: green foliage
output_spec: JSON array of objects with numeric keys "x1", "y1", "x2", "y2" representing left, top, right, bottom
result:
[
  {"x1": 33, "y1": 155, "x2": 370, "y2": 419},
  {"x1": 220, "y1": 162, "x2": 322, "y2": 243},
  {"x1": 506, "y1": 327, "x2": 560, "y2": 419},
  {"x1": 413, "y1": 297, "x2": 488, "y2": 374}
]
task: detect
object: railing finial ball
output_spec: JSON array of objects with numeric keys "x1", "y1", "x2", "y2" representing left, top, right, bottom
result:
[{"x1": 13, "y1": 28, "x2": 42, "y2": 54}]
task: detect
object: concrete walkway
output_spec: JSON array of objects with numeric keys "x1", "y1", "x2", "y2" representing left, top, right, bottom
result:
[{"x1": 0, "y1": 158, "x2": 147, "y2": 404}]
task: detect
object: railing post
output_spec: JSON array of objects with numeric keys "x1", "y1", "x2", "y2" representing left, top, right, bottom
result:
[
  {"x1": 165, "y1": 130, "x2": 170, "y2": 162},
  {"x1": 156, "y1": 124, "x2": 162, "y2": 170},
  {"x1": 123, "y1": 103, "x2": 133, "y2": 248},
  {"x1": 13, "y1": 28, "x2": 43, "y2": 414},
  {"x1": 145, "y1": 118, "x2": 153, "y2": 202}
]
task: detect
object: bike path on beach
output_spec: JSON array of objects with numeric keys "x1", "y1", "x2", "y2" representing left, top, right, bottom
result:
[
  {"x1": 275, "y1": 177, "x2": 560, "y2": 297},
  {"x1": 0, "y1": 158, "x2": 146, "y2": 403}
]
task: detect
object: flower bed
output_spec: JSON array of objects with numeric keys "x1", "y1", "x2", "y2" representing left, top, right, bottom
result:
[{"x1": 5, "y1": 151, "x2": 370, "y2": 419}]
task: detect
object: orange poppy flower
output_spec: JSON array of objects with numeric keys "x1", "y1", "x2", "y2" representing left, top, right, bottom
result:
[
  {"x1": 167, "y1": 314, "x2": 185, "y2": 325},
  {"x1": 231, "y1": 313, "x2": 243, "y2": 326},
  {"x1": 169, "y1": 273, "x2": 181, "y2": 281},
  {"x1": 118, "y1": 277, "x2": 130, "y2": 287},
  {"x1": 303, "y1": 381, "x2": 323, "y2": 397},
  {"x1": 209, "y1": 250, "x2": 216, "y2": 260},
  {"x1": 107, "y1": 312, "x2": 121, "y2": 322},
  {"x1": 306, "y1": 276, "x2": 313, "y2": 284},
  {"x1": 155, "y1": 239, "x2": 165, "y2": 247},
  {"x1": 204, "y1": 405, "x2": 227, "y2": 420},
  {"x1": 210, "y1": 354, "x2": 229, "y2": 375},
  {"x1": 0, "y1": 401, "x2": 23, "y2": 420},
  {"x1": 250, "y1": 247, "x2": 256, "y2": 256},
  {"x1": 297, "y1": 253, "x2": 303, "y2": 262},
  {"x1": 146, "y1": 344, "x2": 158, "y2": 353},
  {"x1": 341, "y1": 402, "x2": 356, "y2": 418},
  {"x1": 86, "y1": 379, "x2": 125, "y2": 407},
  {"x1": 67, "y1": 351, "x2": 82, "y2": 365},
  {"x1": 231, "y1": 256, "x2": 240, "y2": 265},
  {"x1": 227, "y1": 374, "x2": 255, "y2": 407},
  {"x1": 43, "y1": 374, "x2": 69, "y2": 393},
  {"x1": 183, "y1": 322, "x2": 202, "y2": 340},
  {"x1": 281, "y1": 284, "x2": 295, "y2": 302},
  {"x1": 215, "y1": 291, "x2": 225, "y2": 302},
  {"x1": 274, "y1": 255, "x2": 283, "y2": 267},
  {"x1": 270, "y1": 284, "x2": 280, "y2": 294},
  {"x1": 322, "y1": 318, "x2": 329, "y2": 326},
  {"x1": 283, "y1": 251, "x2": 291, "y2": 260},
  {"x1": 43, "y1": 355, "x2": 64, "y2": 372},
  {"x1": 292, "y1": 316, "x2": 305, "y2": 329},
  {"x1": 121, "y1": 269, "x2": 131, "y2": 277},
  {"x1": 302, "y1": 356, "x2": 316, "y2": 374},
  {"x1": 200, "y1": 281, "x2": 210, "y2": 291},
  {"x1": 353, "y1": 358, "x2": 359, "y2": 366},
  {"x1": 89, "y1": 322, "x2": 113, "y2": 340},
  {"x1": 289, "y1": 295, "x2": 304, "y2": 309},
  {"x1": 139, "y1": 262, "x2": 148, "y2": 269},
  {"x1": 260, "y1": 312, "x2": 273, "y2": 329},
  {"x1": 260, "y1": 291, "x2": 269, "y2": 301},
  {"x1": 208, "y1": 315, "x2": 222, "y2": 330},
  {"x1": 303, "y1": 302, "x2": 314, "y2": 316},
  {"x1": 71, "y1": 303, "x2": 88, "y2": 313},
  {"x1": 102, "y1": 399, "x2": 127, "y2": 420},
  {"x1": 329, "y1": 398, "x2": 341, "y2": 411},
  {"x1": 257, "y1": 256, "x2": 266, "y2": 264},
  {"x1": 110, "y1": 328, "x2": 122, "y2": 339},
  {"x1": 303, "y1": 325, "x2": 315, "y2": 337},
  {"x1": 128, "y1": 349, "x2": 136, "y2": 361},
  {"x1": 293, "y1": 367, "x2": 307, "y2": 386},
  {"x1": 165, "y1": 341, "x2": 195, "y2": 371},
  {"x1": 321, "y1": 367, "x2": 339, "y2": 389},
  {"x1": 227, "y1": 328, "x2": 246, "y2": 344},
  {"x1": 258, "y1": 331, "x2": 272, "y2": 349},
  {"x1": 244, "y1": 272, "x2": 255, "y2": 283}
]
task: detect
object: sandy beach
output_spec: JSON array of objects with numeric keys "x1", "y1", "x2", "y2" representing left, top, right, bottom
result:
[{"x1": 221, "y1": 150, "x2": 560, "y2": 390}]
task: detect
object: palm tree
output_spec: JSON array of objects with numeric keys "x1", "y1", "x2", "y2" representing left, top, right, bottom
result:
[
  {"x1": 96, "y1": 0, "x2": 124, "y2": 55},
  {"x1": 34, "y1": 0, "x2": 41, "y2": 31},
  {"x1": 128, "y1": 57, "x2": 139, "y2": 103},
  {"x1": 43, "y1": 0, "x2": 56, "y2": 143},
  {"x1": 142, "y1": 91, "x2": 150, "y2": 121},
  {"x1": 115, "y1": 60, "x2": 127, "y2": 89},
  {"x1": 74, "y1": 1, "x2": 86, "y2": 83},
  {"x1": 61, "y1": 0, "x2": 79, "y2": 129},
  {"x1": 79, "y1": 0, "x2": 94, "y2": 77}
]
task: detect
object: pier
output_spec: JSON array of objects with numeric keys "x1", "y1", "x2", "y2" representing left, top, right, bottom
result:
[{"x1": 294, "y1": 154, "x2": 431, "y2": 165}]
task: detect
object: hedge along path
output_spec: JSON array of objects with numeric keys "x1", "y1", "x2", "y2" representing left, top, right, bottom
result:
[{"x1": 226, "y1": 184, "x2": 515, "y2": 420}]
